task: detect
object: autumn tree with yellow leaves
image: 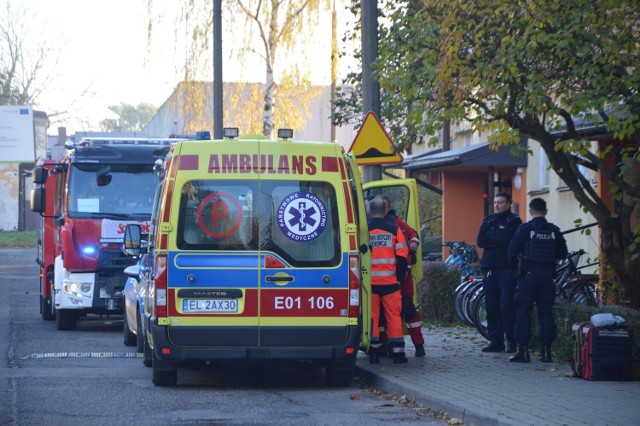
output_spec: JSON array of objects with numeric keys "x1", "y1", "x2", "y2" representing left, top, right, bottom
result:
[{"x1": 146, "y1": 0, "x2": 329, "y2": 137}]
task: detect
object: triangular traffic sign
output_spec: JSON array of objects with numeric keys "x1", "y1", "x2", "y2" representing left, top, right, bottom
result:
[{"x1": 348, "y1": 112, "x2": 403, "y2": 166}]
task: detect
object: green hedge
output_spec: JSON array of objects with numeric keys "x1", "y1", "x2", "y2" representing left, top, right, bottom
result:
[{"x1": 415, "y1": 261, "x2": 461, "y2": 325}]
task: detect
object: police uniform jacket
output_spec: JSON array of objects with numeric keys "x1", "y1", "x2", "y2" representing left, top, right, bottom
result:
[
  {"x1": 507, "y1": 217, "x2": 568, "y2": 272},
  {"x1": 477, "y1": 210, "x2": 522, "y2": 269}
]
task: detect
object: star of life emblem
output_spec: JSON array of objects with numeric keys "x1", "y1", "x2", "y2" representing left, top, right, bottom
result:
[{"x1": 277, "y1": 191, "x2": 328, "y2": 242}]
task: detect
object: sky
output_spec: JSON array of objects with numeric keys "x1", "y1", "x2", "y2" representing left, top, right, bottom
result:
[
  {"x1": 8, "y1": 0, "x2": 356, "y2": 136},
  {"x1": 13, "y1": 0, "x2": 176, "y2": 133}
]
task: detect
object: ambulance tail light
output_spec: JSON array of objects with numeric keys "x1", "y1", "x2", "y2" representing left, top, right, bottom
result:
[
  {"x1": 348, "y1": 255, "x2": 361, "y2": 317},
  {"x1": 154, "y1": 254, "x2": 168, "y2": 317}
]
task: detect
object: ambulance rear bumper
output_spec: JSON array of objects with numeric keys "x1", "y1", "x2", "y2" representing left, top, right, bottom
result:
[{"x1": 150, "y1": 321, "x2": 361, "y2": 364}]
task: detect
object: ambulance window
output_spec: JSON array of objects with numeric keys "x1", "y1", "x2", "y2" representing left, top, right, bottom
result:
[
  {"x1": 177, "y1": 180, "x2": 256, "y2": 250},
  {"x1": 260, "y1": 181, "x2": 340, "y2": 267}
]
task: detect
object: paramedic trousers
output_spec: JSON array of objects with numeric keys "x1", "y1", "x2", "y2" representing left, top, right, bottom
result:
[
  {"x1": 379, "y1": 273, "x2": 424, "y2": 348},
  {"x1": 370, "y1": 285, "x2": 405, "y2": 355},
  {"x1": 483, "y1": 268, "x2": 517, "y2": 345},
  {"x1": 379, "y1": 296, "x2": 424, "y2": 347},
  {"x1": 513, "y1": 268, "x2": 557, "y2": 345}
]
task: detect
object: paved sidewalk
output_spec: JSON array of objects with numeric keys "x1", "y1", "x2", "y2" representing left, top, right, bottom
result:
[{"x1": 356, "y1": 326, "x2": 640, "y2": 426}]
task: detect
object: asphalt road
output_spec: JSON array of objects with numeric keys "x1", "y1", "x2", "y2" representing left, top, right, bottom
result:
[{"x1": 0, "y1": 248, "x2": 448, "y2": 426}]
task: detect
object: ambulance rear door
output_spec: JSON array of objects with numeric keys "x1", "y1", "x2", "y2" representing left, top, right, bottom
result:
[
  {"x1": 344, "y1": 152, "x2": 372, "y2": 350},
  {"x1": 256, "y1": 141, "x2": 357, "y2": 350},
  {"x1": 363, "y1": 179, "x2": 423, "y2": 297}
]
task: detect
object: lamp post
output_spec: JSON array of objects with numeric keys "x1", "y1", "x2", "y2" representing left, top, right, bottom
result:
[{"x1": 361, "y1": 0, "x2": 381, "y2": 182}]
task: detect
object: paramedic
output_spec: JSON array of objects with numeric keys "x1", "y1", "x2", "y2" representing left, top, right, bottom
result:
[
  {"x1": 368, "y1": 197, "x2": 410, "y2": 364},
  {"x1": 476, "y1": 192, "x2": 522, "y2": 353},
  {"x1": 376, "y1": 194, "x2": 425, "y2": 357},
  {"x1": 507, "y1": 198, "x2": 568, "y2": 363}
]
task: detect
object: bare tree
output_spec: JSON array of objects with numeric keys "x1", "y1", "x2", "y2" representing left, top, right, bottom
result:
[{"x1": 0, "y1": 1, "x2": 58, "y2": 106}]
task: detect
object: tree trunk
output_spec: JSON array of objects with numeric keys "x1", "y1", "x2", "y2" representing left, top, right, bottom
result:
[{"x1": 263, "y1": 73, "x2": 275, "y2": 138}]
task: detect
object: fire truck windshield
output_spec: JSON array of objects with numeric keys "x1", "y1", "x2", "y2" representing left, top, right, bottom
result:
[{"x1": 69, "y1": 163, "x2": 157, "y2": 218}]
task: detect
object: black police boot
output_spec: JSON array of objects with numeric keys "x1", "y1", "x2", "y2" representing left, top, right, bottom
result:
[
  {"x1": 392, "y1": 352, "x2": 408, "y2": 364},
  {"x1": 508, "y1": 344, "x2": 530, "y2": 363},
  {"x1": 506, "y1": 341, "x2": 517, "y2": 353},
  {"x1": 414, "y1": 345, "x2": 426, "y2": 357},
  {"x1": 481, "y1": 341, "x2": 505, "y2": 353},
  {"x1": 369, "y1": 349, "x2": 380, "y2": 364},
  {"x1": 540, "y1": 344, "x2": 553, "y2": 363}
]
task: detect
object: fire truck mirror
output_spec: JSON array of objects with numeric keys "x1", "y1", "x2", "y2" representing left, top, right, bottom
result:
[
  {"x1": 30, "y1": 188, "x2": 46, "y2": 213},
  {"x1": 32, "y1": 167, "x2": 48, "y2": 184},
  {"x1": 123, "y1": 224, "x2": 142, "y2": 257}
]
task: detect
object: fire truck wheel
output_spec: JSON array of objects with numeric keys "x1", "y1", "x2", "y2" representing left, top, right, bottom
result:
[
  {"x1": 55, "y1": 309, "x2": 77, "y2": 330},
  {"x1": 326, "y1": 360, "x2": 356, "y2": 387},
  {"x1": 123, "y1": 313, "x2": 136, "y2": 347},
  {"x1": 40, "y1": 295, "x2": 54, "y2": 321}
]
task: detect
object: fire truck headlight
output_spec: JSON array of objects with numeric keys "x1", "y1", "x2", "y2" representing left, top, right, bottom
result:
[
  {"x1": 82, "y1": 246, "x2": 96, "y2": 255},
  {"x1": 81, "y1": 283, "x2": 92, "y2": 294},
  {"x1": 63, "y1": 280, "x2": 87, "y2": 298}
]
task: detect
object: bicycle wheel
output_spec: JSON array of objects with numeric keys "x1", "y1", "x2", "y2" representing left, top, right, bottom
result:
[
  {"x1": 462, "y1": 282, "x2": 482, "y2": 326},
  {"x1": 468, "y1": 286, "x2": 483, "y2": 327},
  {"x1": 454, "y1": 280, "x2": 475, "y2": 324},
  {"x1": 570, "y1": 281, "x2": 600, "y2": 307},
  {"x1": 473, "y1": 292, "x2": 489, "y2": 340}
]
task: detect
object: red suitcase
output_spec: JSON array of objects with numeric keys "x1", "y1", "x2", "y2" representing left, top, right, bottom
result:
[{"x1": 572, "y1": 322, "x2": 633, "y2": 381}]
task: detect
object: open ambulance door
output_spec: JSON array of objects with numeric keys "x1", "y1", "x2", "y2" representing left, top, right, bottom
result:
[
  {"x1": 344, "y1": 153, "x2": 372, "y2": 351},
  {"x1": 363, "y1": 178, "x2": 423, "y2": 303}
]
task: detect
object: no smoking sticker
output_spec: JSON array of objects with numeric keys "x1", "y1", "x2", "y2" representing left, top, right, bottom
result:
[
  {"x1": 277, "y1": 191, "x2": 327, "y2": 242},
  {"x1": 196, "y1": 192, "x2": 243, "y2": 238}
]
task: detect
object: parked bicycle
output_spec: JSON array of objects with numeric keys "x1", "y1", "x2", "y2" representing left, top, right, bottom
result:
[
  {"x1": 443, "y1": 241, "x2": 481, "y2": 281},
  {"x1": 456, "y1": 249, "x2": 599, "y2": 341},
  {"x1": 553, "y1": 249, "x2": 600, "y2": 306}
]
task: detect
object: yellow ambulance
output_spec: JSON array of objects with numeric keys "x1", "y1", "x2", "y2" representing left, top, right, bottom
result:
[{"x1": 124, "y1": 129, "x2": 421, "y2": 387}]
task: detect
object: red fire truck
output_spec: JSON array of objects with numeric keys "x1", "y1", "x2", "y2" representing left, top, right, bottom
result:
[{"x1": 31, "y1": 137, "x2": 183, "y2": 330}]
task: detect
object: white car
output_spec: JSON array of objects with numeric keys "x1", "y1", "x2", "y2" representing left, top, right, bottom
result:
[{"x1": 123, "y1": 254, "x2": 152, "y2": 367}]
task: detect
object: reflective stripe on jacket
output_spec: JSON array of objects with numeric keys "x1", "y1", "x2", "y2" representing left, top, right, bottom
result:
[{"x1": 368, "y1": 217, "x2": 409, "y2": 285}]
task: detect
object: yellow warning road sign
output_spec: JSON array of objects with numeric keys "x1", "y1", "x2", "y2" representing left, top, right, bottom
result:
[{"x1": 348, "y1": 112, "x2": 403, "y2": 166}]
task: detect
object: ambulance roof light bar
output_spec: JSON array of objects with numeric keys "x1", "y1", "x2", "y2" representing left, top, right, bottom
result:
[
  {"x1": 223, "y1": 128, "x2": 239, "y2": 139},
  {"x1": 277, "y1": 128, "x2": 293, "y2": 140}
]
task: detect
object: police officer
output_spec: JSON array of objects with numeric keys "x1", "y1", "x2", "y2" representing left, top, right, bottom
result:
[
  {"x1": 507, "y1": 198, "x2": 568, "y2": 363},
  {"x1": 376, "y1": 194, "x2": 425, "y2": 357},
  {"x1": 476, "y1": 192, "x2": 522, "y2": 353},
  {"x1": 368, "y1": 197, "x2": 410, "y2": 364}
]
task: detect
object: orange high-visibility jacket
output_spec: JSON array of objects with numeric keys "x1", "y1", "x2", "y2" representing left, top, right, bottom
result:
[{"x1": 368, "y1": 218, "x2": 409, "y2": 286}]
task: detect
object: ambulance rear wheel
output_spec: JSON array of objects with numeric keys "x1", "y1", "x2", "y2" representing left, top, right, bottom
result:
[
  {"x1": 55, "y1": 309, "x2": 77, "y2": 330},
  {"x1": 152, "y1": 364, "x2": 177, "y2": 387},
  {"x1": 152, "y1": 356, "x2": 178, "y2": 386},
  {"x1": 326, "y1": 360, "x2": 355, "y2": 387},
  {"x1": 142, "y1": 341, "x2": 152, "y2": 368}
]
